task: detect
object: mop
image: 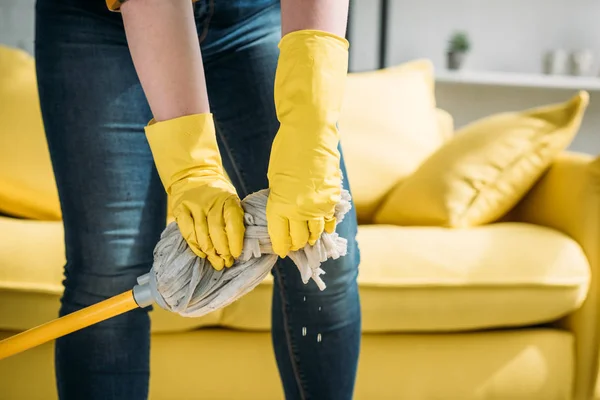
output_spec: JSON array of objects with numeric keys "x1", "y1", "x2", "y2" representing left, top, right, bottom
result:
[{"x1": 0, "y1": 188, "x2": 351, "y2": 360}]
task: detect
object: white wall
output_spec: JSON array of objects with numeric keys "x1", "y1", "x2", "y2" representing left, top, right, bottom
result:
[
  {"x1": 387, "y1": 0, "x2": 600, "y2": 75},
  {"x1": 349, "y1": 0, "x2": 382, "y2": 72},
  {"x1": 2, "y1": 0, "x2": 600, "y2": 154},
  {"x1": 350, "y1": 0, "x2": 600, "y2": 75},
  {"x1": 0, "y1": 0, "x2": 35, "y2": 54}
]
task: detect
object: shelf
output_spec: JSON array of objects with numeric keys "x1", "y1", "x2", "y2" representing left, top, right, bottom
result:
[{"x1": 436, "y1": 70, "x2": 600, "y2": 91}]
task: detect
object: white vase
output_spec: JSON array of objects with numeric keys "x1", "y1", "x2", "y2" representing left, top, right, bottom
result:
[
  {"x1": 570, "y1": 50, "x2": 594, "y2": 76},
  {"x1": 543, "y1": 49, "x2": 568, "y2": 75}
]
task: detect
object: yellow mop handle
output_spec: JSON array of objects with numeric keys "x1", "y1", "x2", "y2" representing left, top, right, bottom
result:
[{"x1": 0, "y1": 290, "x2": 139, "y2": 360}]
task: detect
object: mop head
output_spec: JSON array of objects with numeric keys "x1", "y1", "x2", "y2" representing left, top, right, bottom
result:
[{"x1": 147, "y1": 188, "x2": 352, "y2": 317}]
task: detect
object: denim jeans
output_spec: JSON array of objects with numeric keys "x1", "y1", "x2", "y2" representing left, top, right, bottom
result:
[{"x1": 35, "y1": 1, "x2": 361, "y2": 399}]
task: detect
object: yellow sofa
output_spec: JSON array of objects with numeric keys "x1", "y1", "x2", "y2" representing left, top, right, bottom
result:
[{"x1": 1, "y1": 45, "x2": 600, "y2": 400}]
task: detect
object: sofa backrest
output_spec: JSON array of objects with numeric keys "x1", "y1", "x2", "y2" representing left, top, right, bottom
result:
[{"x1": 0, "y1": 47, "x2": 451, "y2": 225}]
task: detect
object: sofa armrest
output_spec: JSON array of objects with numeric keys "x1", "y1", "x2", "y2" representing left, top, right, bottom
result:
[{"x1": 509, "y1": 151, "x2": 600, "y2": 400}]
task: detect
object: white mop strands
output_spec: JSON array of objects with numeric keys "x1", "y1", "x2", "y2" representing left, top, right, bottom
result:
[{"x1": 136, "y1": 188, "x2": 352, "y2": 318}]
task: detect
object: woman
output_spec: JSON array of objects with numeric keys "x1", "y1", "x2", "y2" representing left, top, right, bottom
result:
[{"x1": 35, "y1": 0, "x2": 360, "y2": 399}]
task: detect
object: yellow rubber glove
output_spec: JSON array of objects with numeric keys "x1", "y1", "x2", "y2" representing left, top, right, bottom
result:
[
  {"x1": 145, "y1": 113, "x2": 244, "y2": 270},
  {"x1": 267, "y1": 30, "x2": 349, "y2": 258}
]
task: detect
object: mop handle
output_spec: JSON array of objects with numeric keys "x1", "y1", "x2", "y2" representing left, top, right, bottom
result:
[{"x1": 0, "y1": 290, "x2": 139, "y2": 360}]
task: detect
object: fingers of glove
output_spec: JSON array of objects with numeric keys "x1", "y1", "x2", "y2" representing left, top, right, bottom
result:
[
  {"x1": 308, "y1": 218, "x2": 325, "y2": 246},
  {"x1": 268, "y1": 214, "x2": 292, "y2": 258},
  {"x1": 223, "y1": 197, "x2": 245, "y2": 259},
  {"x1": 324, "y1": 216, "x2": 337, "y2": 234},
  {"x1": 207, "y1": 252, "x2": 229, "y2": 270},
  {"x1": 192, "y1": 209, "x2": 224, "y2": 271},
  {"x1": 175, "y1": 211, "x2": 209, "y2": 260},
  {"x1": 207, "y1": 203, "x2": 233, "y2": 267},
  {"x1": 289, "y1": 220, "x2": 309, "y2": 251}
]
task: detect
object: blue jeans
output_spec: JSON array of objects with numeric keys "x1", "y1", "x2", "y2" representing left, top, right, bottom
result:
[{"x1": 35, "y1": 1, "x2": 361, "y2": 399}]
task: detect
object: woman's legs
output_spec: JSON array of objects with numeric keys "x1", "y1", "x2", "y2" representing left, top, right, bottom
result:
[
  {"x1": 35, "y1": 0, "x2": 360, "y2": 397},
  {"x1": 201, "y1": 2, "x2": 361, "y2": 399},
  {"x1": 35, "y1": 1, "x2": 164, "y2": 398}
]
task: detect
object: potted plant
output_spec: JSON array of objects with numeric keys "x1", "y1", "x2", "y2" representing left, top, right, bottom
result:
[{"x1": 447, "y1": 31, "x2": 471, "y2": 70}]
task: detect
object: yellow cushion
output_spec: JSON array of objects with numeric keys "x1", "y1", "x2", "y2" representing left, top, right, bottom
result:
[
  {"x1": 375, "y1": 91, "x2": 589, "y2": 227},
  {"x1": 221, "y1": 222, "x2": 589, "y2": 332},
  {"x1": 435, "y1": 107, "x2": 454, "y2": 142},
  {"x1": 0, "y1": 46, "x2": 60, "y2": 220},
  {"x1": 340, "y1": 60, "x2": 446, "y2": 223}
]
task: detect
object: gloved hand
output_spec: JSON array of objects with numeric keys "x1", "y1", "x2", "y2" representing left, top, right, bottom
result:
[
  {"x1": 145, "y1": 113, "x2": 244, "y2": 270},
  {"x1": 267, "y1": 30, "x2": 349, "y2": 258}
]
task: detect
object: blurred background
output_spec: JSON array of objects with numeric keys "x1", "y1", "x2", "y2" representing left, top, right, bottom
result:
[
  {"x1": 3, "y1": 0, "x2": 600, "y2": 152},
  {"x1": 346, "y1": 0, "x2": 600, "y2": 154}
]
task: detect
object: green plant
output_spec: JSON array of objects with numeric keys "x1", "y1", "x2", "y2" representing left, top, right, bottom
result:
[{"x1": 448, "y1": 31, "x2": 471, "y2": 53}]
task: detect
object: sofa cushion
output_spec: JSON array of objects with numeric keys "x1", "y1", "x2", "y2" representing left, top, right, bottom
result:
[
  {"x1": 375, "y1": 92, "x2": 588, "y2": 228},
  {"x1": 220, "y1": 222, "x2": 589, "y2": 332},
  {"x1": 354, "y1": 223, "x2": 589, "y2": 331},
  {"x1": 0, "y1": 46, "x2": 61, "y2": 220},
  {"x1": 340, "y1": 60, "x2": 446, "y2": 223},
  {"x1": 0, "y1": 218, "x2": 589, "y2": 333},
  {"x1": 435, "y1": 108, "x2": 454, "y2": 142}
]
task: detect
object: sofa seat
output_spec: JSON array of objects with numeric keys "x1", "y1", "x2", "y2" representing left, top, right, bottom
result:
[
  {"x1": 221, "y1": 222, "x2": 590, "y2": 332},
  {"x1": 0, "y1": 216, "x2": 222, "y2": 333},
  {"x1": 0, "y1": 216, "x2": 589, "y2": 335}
]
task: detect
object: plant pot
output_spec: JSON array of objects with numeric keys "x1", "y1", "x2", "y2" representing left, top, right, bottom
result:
[{"x1": 447, "y1": 51, "x2": 466, "y2": 70}]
